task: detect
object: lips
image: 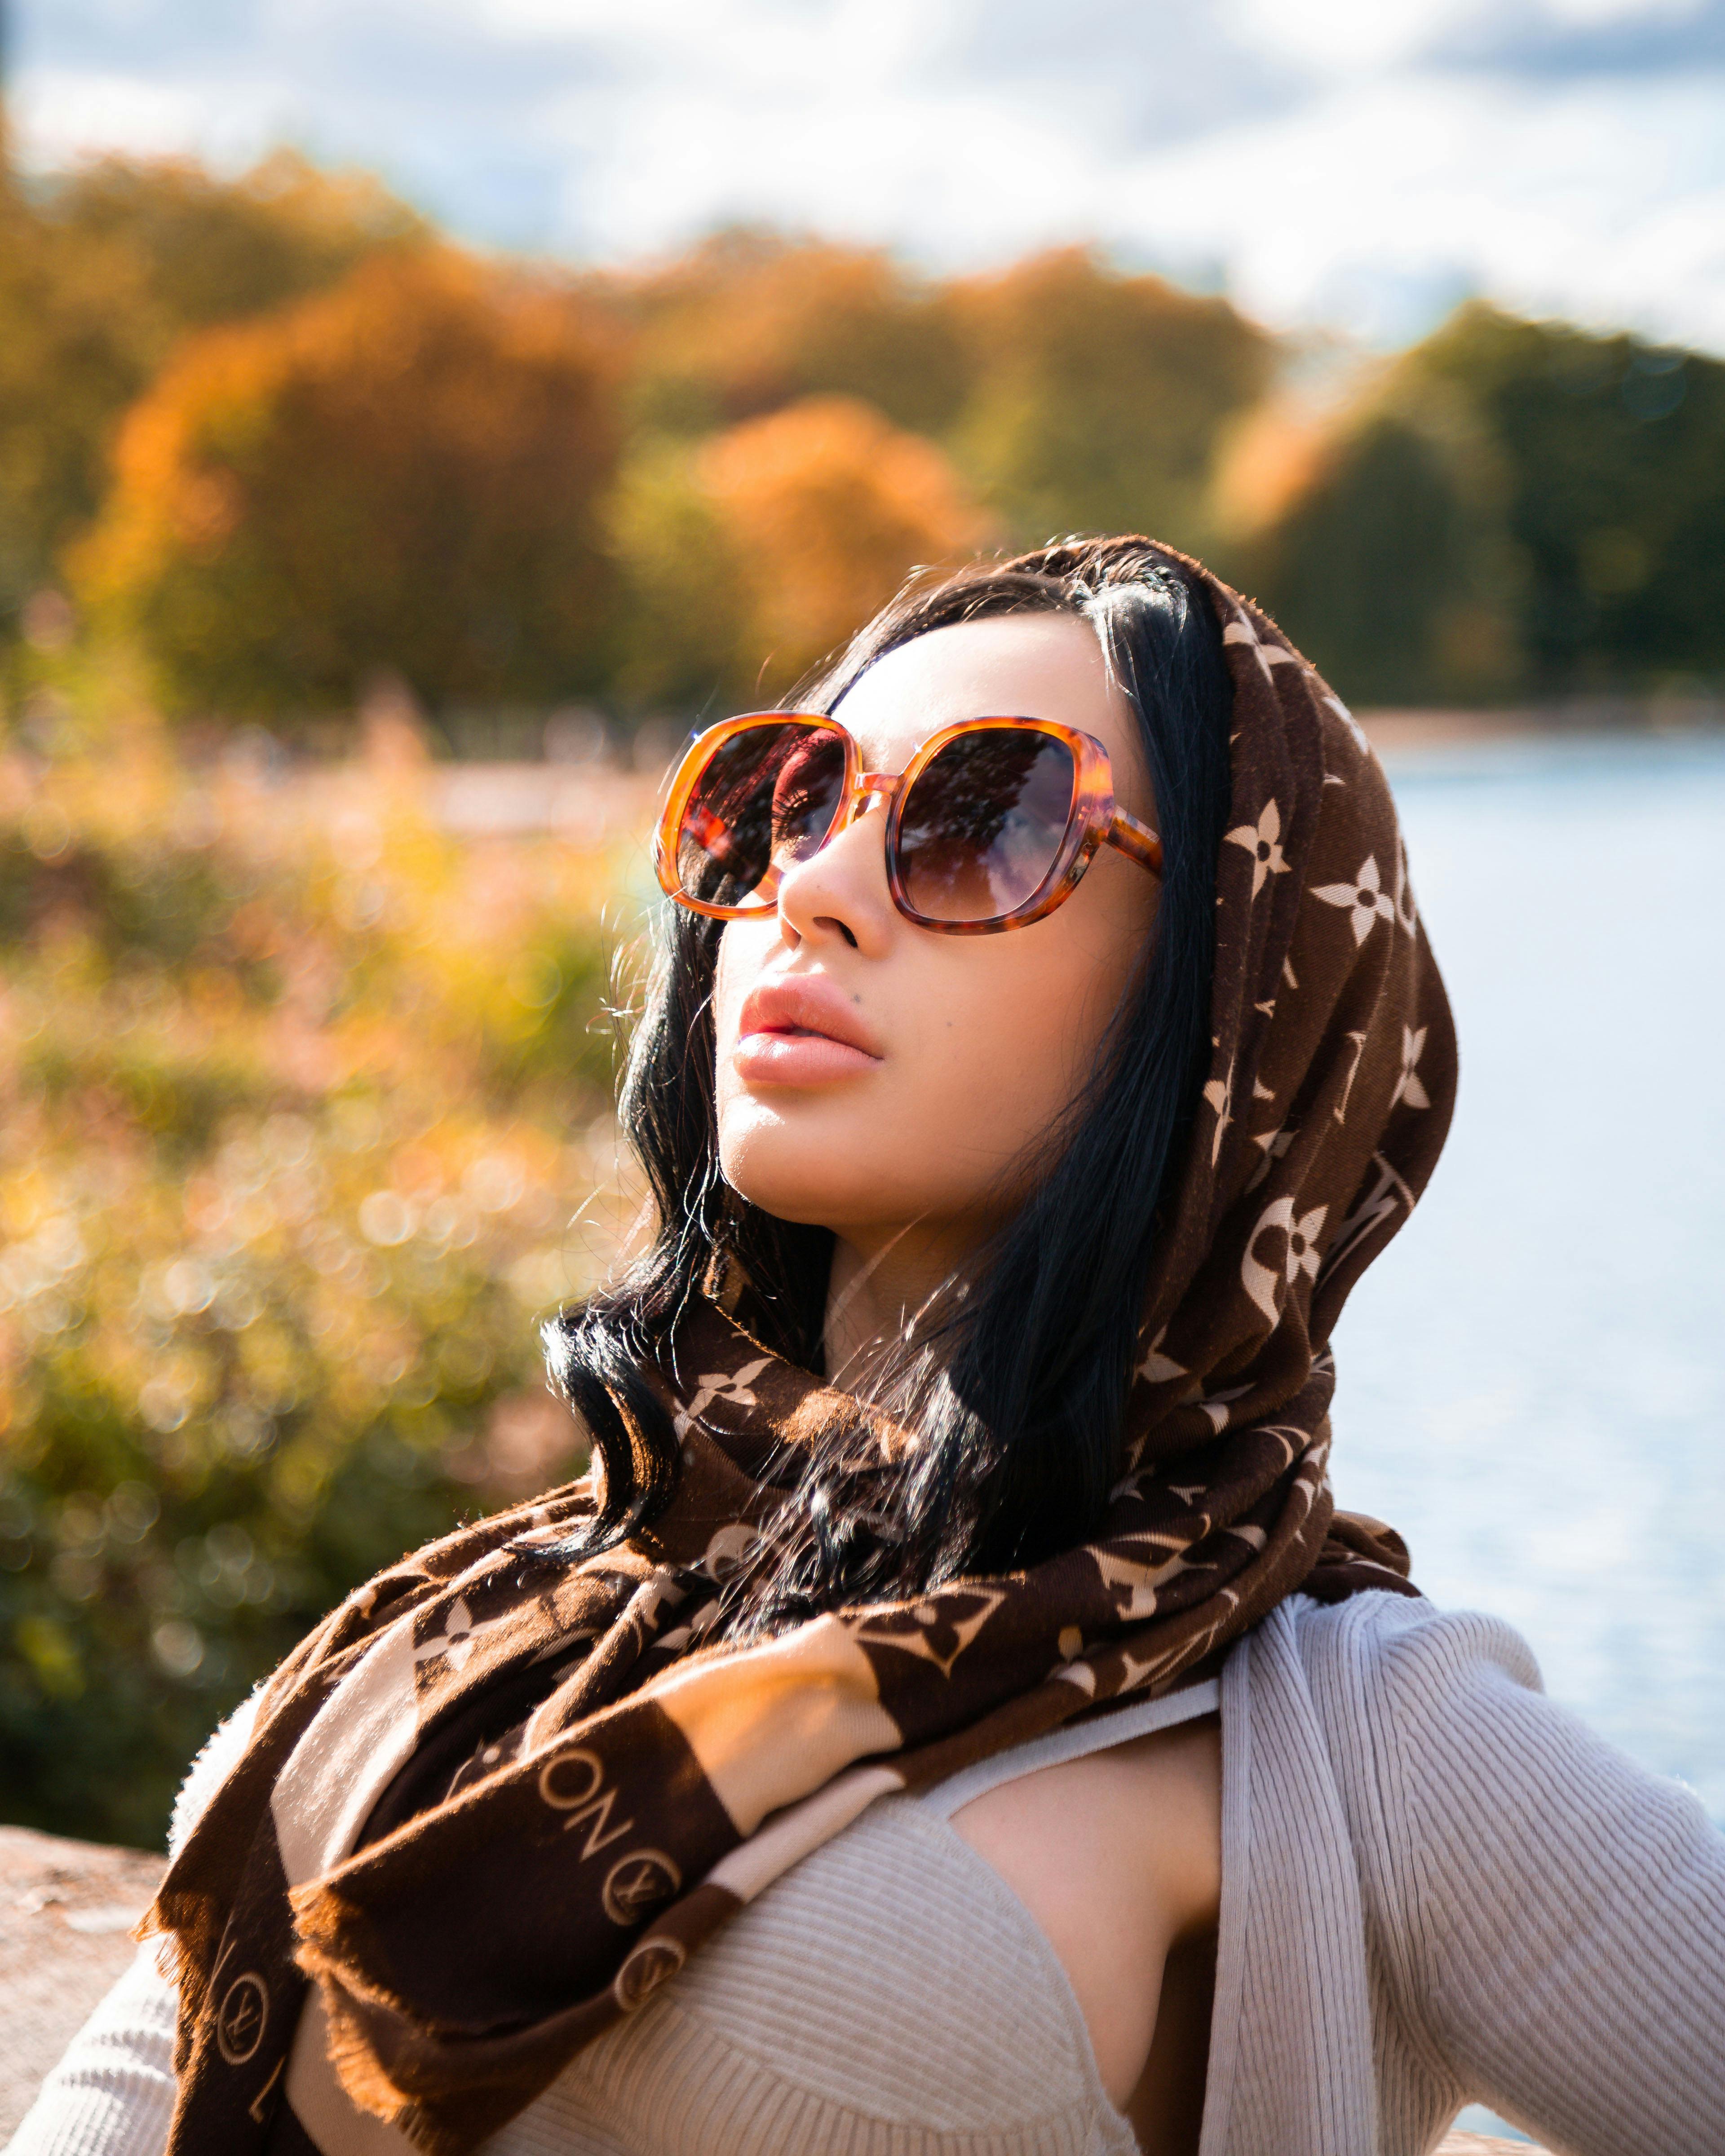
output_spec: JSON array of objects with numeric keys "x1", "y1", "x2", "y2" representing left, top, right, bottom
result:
[{"x1": 733, "y1": 975, "x2": 883, "y2": 1086}]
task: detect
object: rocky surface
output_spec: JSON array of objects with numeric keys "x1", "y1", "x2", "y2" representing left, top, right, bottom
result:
[
  {"x1": 0, "y1": 1825, "x2": 166, "y2": 2139},
  {"x1": 0, "y1": 1825, "x2": 1541, "y2": 2151}
]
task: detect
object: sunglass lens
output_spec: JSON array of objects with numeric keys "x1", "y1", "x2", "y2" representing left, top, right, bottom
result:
[
  {"x1": 897, "y1": 730, "x2": 1077, "y2": 923},
  {"x1": 676, "y1": 722, "x2": 846, "y2": 906}
]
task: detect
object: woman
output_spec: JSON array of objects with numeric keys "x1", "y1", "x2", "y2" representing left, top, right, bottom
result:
[{"x1": 14, "y1": 538, "x2": 1725, "y2": 2156}]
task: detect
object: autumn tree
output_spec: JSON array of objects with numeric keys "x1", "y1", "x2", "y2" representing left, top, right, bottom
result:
[
  {"x1": 0, "y1": 190, "x2": 153, "y2": 637},
  {"x1": 47, "y1": 149, "x2": 427, "y2": 338},
  {"x1": 612, "y1": 396, "x2": 993, "y2": 706},
  {"x1": 75, "y1": 248, "x2": 624, "y2": 720},
  {"x1": 942, "y1": 248, "x2": 1275, "y2": 554},
  {"x1": 0, "y1": 153, "x2": 423, "y2": 644},
  {"x1": 612, "y1": 229, "x2": 969, "y2": 441}
]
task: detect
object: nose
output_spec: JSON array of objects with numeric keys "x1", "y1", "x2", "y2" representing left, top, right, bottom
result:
[{"x1": 774, "y1": 784, "x2": 898, "y2": 956}]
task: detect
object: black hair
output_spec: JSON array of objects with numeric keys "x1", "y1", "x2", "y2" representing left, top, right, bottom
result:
[{"x1": 541, "y1": 537, "x2": 1234, "y2": 1630}]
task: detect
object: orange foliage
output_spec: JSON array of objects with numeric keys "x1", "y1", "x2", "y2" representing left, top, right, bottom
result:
[
  {"x1": 698, "y1": 395, "x2": 995, "y2": 692},
  {"x1": 74, "y1": 247, "x2": 625, "y2": 719},
  {"x1": 1209, "y1": 396, "x2": 1336, "y2": 541}
]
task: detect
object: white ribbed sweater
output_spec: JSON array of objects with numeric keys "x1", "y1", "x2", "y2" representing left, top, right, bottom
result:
[{"x1": 9, "y1": 1591, "x2": 1725, "y2": 2156}]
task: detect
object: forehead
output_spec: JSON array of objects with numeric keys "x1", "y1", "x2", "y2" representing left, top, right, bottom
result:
[{"x1": 832, "y1": 612, "x2": 1135, "y2": 770}]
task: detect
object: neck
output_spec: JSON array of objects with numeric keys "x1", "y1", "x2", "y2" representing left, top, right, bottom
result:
[{"x1": 822, "y1": 1224, "x2": 982, "y2": 1395}]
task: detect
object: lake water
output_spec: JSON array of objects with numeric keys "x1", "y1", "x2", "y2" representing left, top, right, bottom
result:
[{"x1": 1330, "y1": 731, "x2": 1725, "y2": 1823}]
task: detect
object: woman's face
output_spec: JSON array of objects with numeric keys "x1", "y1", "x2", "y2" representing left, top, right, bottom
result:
[{"x1": 712, "y1": 611, "x2": 1160, "y2": 1277}]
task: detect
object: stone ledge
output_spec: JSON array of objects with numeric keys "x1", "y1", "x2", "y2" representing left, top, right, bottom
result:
[
  {"x1": 0, "y1": 1825, "x2": 1541, "y2": 2152},
  {"x1": 0, "y1": 1825, "x2": 167, "y2": 2140}
]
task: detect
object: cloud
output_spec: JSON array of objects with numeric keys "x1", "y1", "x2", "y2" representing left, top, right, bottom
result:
[
  {"x1": 14, "y1": 0, "x2": 1725, "y2": 351},
  {"x1": 1432, "y1": 0, "x2": 1725, "y2": 78},
  {"x1": 1103, "y1": 69, "x2": 1725, "y2": 351},
  {"x1": 929, "y1": 0, "x2": 1308, "y2": 146}
]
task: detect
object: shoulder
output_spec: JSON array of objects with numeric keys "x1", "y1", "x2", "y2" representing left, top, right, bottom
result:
[
  {"x1": 1241, "y1": 1587, "x2": 1723, "y2": 1925},
  {"x1": 1234, "y1": 1600, "x2": 1725, "y2": 2148},
  {"x1": 1230, "y1": 1589, "x2": 1557, "y2": 1876},
  {"x1": 1253, "y1": 1586, "x2": 1547, "y2": 1734},
  {"x1": 1243, "y1": 1587, "x2": 1590, "y2": 1828}
]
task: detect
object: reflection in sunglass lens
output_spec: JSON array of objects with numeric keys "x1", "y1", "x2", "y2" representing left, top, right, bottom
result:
[
  {"x1": 675, "y1": 722, "x2": 846, "y2": 906},
  {"x1": 897, "y1": 729, "x2": 1077, "y2": 923}
]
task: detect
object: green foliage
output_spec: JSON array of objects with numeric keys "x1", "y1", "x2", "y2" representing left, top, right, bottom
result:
[
  {"x1": 1246, "y1": 304, "x2": 1725, "y2": 703},
  {"x1": 1412, "y1": 304, "x2": 1725, "y2": 690},
  {"x1": 605, "y1": 435, "x2": 751, "y2": 712},
  {"x1": 0, "y1": 720, "x2": 637, "y2": 1844},
  {"x1": 1236, "y1": 373, "x2": 1523, "y2": 706},
  {"x1": 945, "y1": 249, "x2": 1276, "y2": 553}
]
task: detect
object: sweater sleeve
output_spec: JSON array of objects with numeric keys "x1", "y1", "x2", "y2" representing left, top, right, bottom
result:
[
  {"x1": 4, "y1": 1692, "x2": 261, "y2": 2156},
  {"x1": 1325, "y1": 1595, "x2": 1725, "y2": 2156}
]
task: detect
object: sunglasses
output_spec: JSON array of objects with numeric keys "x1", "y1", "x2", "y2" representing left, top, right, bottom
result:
[{"x1": 655, "y1": 713, "x2": 1163, "y2": 936}]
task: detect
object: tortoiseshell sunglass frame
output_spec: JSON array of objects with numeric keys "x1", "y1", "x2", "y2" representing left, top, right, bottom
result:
[{"x1": 654, "y1": 711, "x2": 1163, "y2": 937}]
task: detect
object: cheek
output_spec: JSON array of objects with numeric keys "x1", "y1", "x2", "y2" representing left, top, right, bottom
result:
[
  {"x1": 711, "y1": 923, "x2": 755, "y2": 1058},
  {"x1": 911, "y1": 940, "x2": 1119, "y2": 1158},
  {"x1": 919, "y1": 862, "x2": 1155, "y2": 1183}
]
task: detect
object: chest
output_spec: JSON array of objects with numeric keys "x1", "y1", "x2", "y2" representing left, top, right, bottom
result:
[
  {"x1": 486, "y1": 1718, "x2": 1224, "y2": 2156},
  {"x1": 947, "y1": 1714, "x2": 1222, "y2": 2137}
]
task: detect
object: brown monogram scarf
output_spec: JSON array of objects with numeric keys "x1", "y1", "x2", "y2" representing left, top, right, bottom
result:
[{"x1": 147, "y1": 552, "x2": 1456, "y2": 2154}]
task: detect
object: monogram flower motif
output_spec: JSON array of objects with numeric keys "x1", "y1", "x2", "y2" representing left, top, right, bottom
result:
[
  {"x1": 1391, "y1": 1025, "x2": 1431, "y2": 1109},
  {"x1": 1135, "y1": 1323, "x2": 1187, "y2": 1385},
  {"x1": 1202, "y1": 1068, "x2": 1233, "y2": 1164},
  {"x1": 1246, "y1": 1123, "x2": 1294, "y2": 1192},
  {"x1": 1241, "y1": 1197, "x2": 1330, "y2": 1322},
  {"x1": 1222, "y1": 613, "x2": 1301, "y2": 681},
  {"x1": 1225, "y1": 799, "x2": 1290, "y2": 897},
  {"x1": 672, "y1": 1356, "x2": 774, "y2": 1440},
  {"x1": 1312, "y1": 854, "x2": 1398, "y2": 944},
  {"x1": 854, "y1": 1586, "x2": 1008, "y2": 1679},
  {"x1": 415, "y1": 1595, "x2": 474, "y2": 1674}
]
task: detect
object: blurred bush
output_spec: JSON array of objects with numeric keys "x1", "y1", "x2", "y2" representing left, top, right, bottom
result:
[
  {"x1": 0, "y1": 154, "x2": 423, "y2": 651},
  {"x1": 0, "y1": 710, "x2": 633, "y2": 1845},
  {"x1": 73, "y1": 248, "x2": 624, "y2": 725}
]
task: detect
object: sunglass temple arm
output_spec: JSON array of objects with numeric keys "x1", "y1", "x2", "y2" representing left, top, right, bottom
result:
[{"x1": 1105, "y1": 809, "x2": 1163, "y2": 877}]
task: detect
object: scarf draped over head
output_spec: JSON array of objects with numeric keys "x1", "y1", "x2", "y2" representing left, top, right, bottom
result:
[{"x1": 150, "y1": 550, "x2": 1456, "y2": 2155}]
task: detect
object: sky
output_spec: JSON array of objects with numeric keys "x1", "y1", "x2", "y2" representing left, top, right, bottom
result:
[{"x1": 12, "y1": 0, "x2": 1725, "y2": 354}]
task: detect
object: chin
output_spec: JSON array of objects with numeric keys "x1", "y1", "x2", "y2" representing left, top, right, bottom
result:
[{"x1": 717, "y1": 1112, "x2": 895, "y2": 1234}]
